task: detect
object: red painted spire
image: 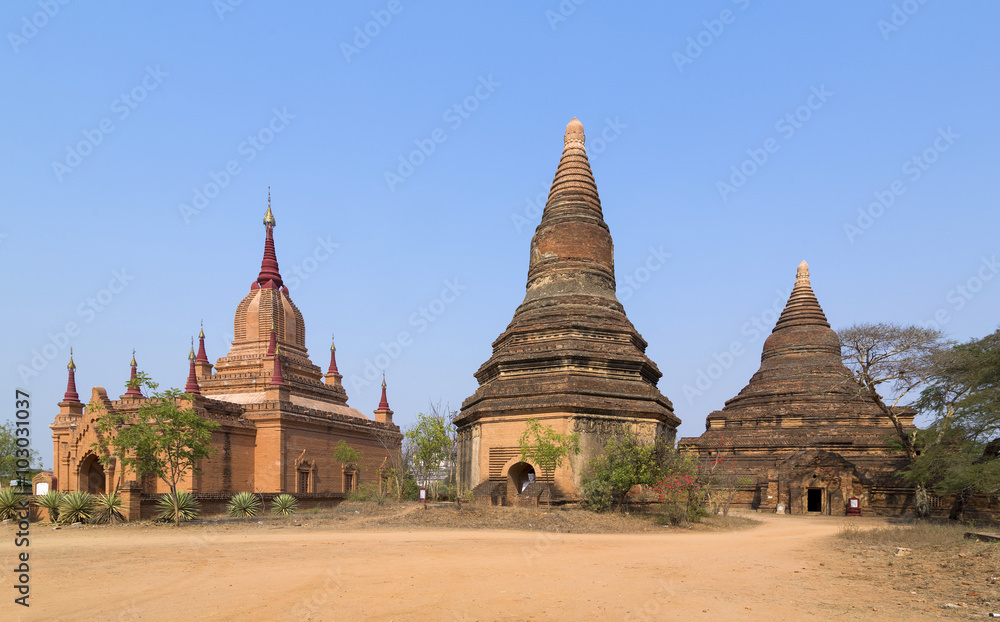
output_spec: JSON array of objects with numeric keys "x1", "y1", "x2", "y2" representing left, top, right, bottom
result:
[
  {"x1": 378, "y1": 375, "x2": 390, "y2": 410},
  {"x1": 63, "y1": 349, "x2": 81, "y2": 404},
  {"x1": 184, "y1": 343, "x2": 201, "y2": 395},
  {"x1": 327, "y1": 334, "x2": 339, "y2": 375},
  {"x1": 256, "y1": 188, "x2": 283, "y2": 290},
  {"x1": 196, "y1": 322, "x2": 210, "y2": 363},
  {"x1": 266, "y1": 325, "x2": 277, "y2": 357},
  {"x1": 124, "y1": 350, "x2": 142, "y2": 396},
  {"x1": 270, "y1": 346, "x2": 286, "y2": 386}
]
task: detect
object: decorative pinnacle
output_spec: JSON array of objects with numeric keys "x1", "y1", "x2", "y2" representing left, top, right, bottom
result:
[
  {"x1": 331, "y1": 333, "x2": 336, "y2": 351},
  {"x1": 377, "y1": 373, "x2": 391, "y2": 411},
  {"x1": 264, "y1": 187, "x2": 276, "y2": 227},
  {"x1": 68, "y1": 347, "x2": 76, "y2": 370},
  {"x1": 199, "y1": 321, "x2": 205, "y2": 340},
  {"x1": 796, "y1": 260, "x2": 810, "y2": 285},
  {"x1": 564, "y1": 117, "x2": 585, "y2": 145},
  {"x1": 189, "y1": 337, "x2": 196, "y2": 361},
  {"x1": 130, "y1": 349, "x2": 137, "y2": 367}
]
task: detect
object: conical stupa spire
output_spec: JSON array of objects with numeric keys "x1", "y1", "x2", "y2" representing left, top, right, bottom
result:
[
  {"x1": 124, "y1": 350, "x2": 142, "y2": 397},
  {"x1": 185, "y1": 340, "x2": 201, "y2": 395},
  {"x1": 327, "y1": 334, "x2": 339, "y2": 375},
  {"x1": 196, "y1": 322, "x2": 210, "y2": 363},
  {"x1": 377, "y1": 374, "x2": 390, "y2": 410},
  {"x1": 256, "y1": 189, "x2": 283, "y2": 289},
  {"x1": 523, "y1": 118, "x2": 616, "y2": 305},
  {"x1": 771, "y1": 259, "x2": 831, "y2": 334},
  {"x1": 63, "y1": 349, "x2": 80, "y2": 404},
  {"x1": 270, "y1": 345, "x2": 285, "y2": 386}
]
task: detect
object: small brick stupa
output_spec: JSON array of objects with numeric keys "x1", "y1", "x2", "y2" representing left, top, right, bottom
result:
[
  {"x1": 455, "y1": 118, "x2": 679, "y2": 505},
  {"x1": 679, "y1": 261, "x2": 915, "y2": 515}
]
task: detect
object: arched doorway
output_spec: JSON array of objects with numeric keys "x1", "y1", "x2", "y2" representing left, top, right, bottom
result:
[
  {"x1": 507, "y1": 462, "x2": 536, "y2": 494},
  {"x1": 79, "y1": 454, "x2": 106, "y2": 494}
]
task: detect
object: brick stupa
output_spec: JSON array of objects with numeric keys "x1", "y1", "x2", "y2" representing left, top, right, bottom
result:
[
  {"x1": 455, "y1": 118, "x2": 679, "y2": 505},
  {"x1": 680, "y1": 261, "x2": 914, "y2": 515}
]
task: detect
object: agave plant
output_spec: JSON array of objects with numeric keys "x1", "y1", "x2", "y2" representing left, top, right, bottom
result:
[
  {"x1": 33, "y1": 490, "x2": 64, "y2": 523},
  {"x1": 227, "y1": 491, "x2": 262, "y2": 518},
  {"x1": 271, "y1": 493, "x2": 298, "y2": 516},
  {"x1": 156, "y1": 491, "x2": 200, "y2": 523},
  {"x1": 93, "y1": 491, "x2": 126, "y2": 525},
  {"x1": 0, "y1": 488, "x2": 26, "y2": 521},
  {"x1": 58, "y1": 490, "x2": 96, "y2": 524}
]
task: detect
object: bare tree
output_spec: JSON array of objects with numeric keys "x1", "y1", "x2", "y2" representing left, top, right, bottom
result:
[{"x1": 369, "y1": 424, "x2": 408, "y2": 501}]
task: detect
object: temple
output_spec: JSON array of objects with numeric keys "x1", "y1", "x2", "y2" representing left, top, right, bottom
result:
[
  {"x1": 455, "y1": 118, "x2": 680, "y2": 505},
  {"x1": 679, "y1": 261, "x2": 915, "y2": 515},
  {"x1": 50, "y1": 195, "x2": 401, "y2": 518}
]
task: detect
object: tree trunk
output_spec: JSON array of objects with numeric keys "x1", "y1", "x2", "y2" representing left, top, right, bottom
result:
[{"x1": 913, "y1": 483, "x2": 930, "y2": 518}]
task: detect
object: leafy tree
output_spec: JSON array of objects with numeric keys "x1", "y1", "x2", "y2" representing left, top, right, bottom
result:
[
  {"x1": 518, "y1": 418, "x2": 580, "y2": 475},
  {"x1": 92, "y1": 371, "x2": 219, "y2": 525},
  {"x1": 333, "y1": 440, "x2": 363, "y2": 469},
  {"x1": 580, "y1": 433, "x2": 669, "y2": 512},
  {"x1": 838, "y1": 323, "x2": 951, "y2": 517},
  {"x1": 0, "y1": 421, "x2": 41, "y2": 486},
  {"x1": 406, "y1": 411, "x2": 453, "y2": 488}
]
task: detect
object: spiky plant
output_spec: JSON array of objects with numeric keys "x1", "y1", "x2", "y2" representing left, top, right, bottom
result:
[
  {"x1": 227, "y1": 491, "x2": 262, "y2": 518},
  {"x1": 58, "y1": 491, "x2": 96, "y2": 524},
  {"x1": 271, "y1": 493, "x2": 298, "y2": 516},
  {"x1": 0, "y1": 488, "x2": 26, "y2": 521},
  {"x1": 93, "y1": 491, "x2": 126, "y2": 525},
  {"x1": 33, "y1": 490, "x2": 64, "y2": 523},
  {"x1": 156, "y1": 491, "x2": 200, "y2": 522}
]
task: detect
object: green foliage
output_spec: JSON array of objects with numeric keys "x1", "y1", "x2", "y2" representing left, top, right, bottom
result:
[
  {"x1": 406, "y1": 411, "x2": 453, "y2": 486},
  {"x1": 92, "y1": 371, "x2": 219, "y2": 525},
  {"x1": 93, "y1": 491, "x2": 126, "y2": 525},
  {"x1": 0, "y1": 421, "x2": 41, "y2": 485},
  {"x1": 580, "y1": 433, "x2": 670, "y2": 512},
  {"x1": 33, "y1": 490, "x2": 63, "y2": 523},
  {"x1": 0, "y1": 487, "x2": 26, "y2": 520},
  {"x1": 271, "y1": 493, "x2": 298, "y2": 516},
  {"x1": 156, "y1": 491, "x2": 199, "y2": 522},
  {"x1": 58, "y1": 490, "x2": 96, "y2": 524},
  {"x1": 227, "y1": 491, "x2": 262, "y2": 518},
  {"x1": 518, "y1": 419, "x2": 580, "y2": 474},
  {"x1": 333, "y1": 440, "x2": 363, "y2": 468},
  {"x1": 347, "y1": 482, "x2": 389, "y2": 504}
]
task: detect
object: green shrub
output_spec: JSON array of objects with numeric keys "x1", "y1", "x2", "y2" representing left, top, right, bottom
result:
[
  {"x1": 227, "y1": 491, "x2": 262, "y2": 518},
  {"x1": 271, "y1": 493, "x2": 298, "y2": 516},
  {"x1": 93, "y1": 491, "x2": 126, "y2": 525},
  {"x1": 0, "y1": 488, "x2": 26, "y2": 521},
  {"x1": 156, "y1": 491, "x2": 200, "y2": 522},
  {"x1": 33, "y1": 490, "x2": 64, "y2": 523},
  {"x1": 347, "y1": 483, "x2": 389, "y2": 505},
  {"x1": 58, "y1": 491, "x2": 96, "y2": 524}
]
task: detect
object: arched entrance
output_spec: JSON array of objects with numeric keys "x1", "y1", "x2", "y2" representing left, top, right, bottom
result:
[
  {"x1": 79, "y1": 454, "x2": 106, "y2": 494},
  {"x1": 507, "y1": 462, "x2": 536, "y2": 494}
]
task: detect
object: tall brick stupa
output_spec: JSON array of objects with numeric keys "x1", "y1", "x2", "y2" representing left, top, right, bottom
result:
[
  {"x1": 679, "y1": 261, "x2": 915, "y2": 515},
  {"x1": 455, "y1": 118, "x2": 679, "y2": 505}
]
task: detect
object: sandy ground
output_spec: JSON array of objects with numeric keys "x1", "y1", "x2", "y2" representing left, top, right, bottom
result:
[{"x1": 1, "y1": 510, "x2": 981, "y2": 621}]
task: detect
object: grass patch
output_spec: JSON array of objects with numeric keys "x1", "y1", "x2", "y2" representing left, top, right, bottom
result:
[{"x1": 837, "y1": 521, "x2": 971, "y2": 548}]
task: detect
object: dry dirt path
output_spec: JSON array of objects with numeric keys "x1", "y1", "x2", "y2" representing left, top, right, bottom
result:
[{"x1": 4, "y1": 513, "x2": 943, "y2": 621}]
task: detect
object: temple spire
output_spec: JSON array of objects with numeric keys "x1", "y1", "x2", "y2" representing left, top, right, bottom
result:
[
  {"x1": 124, "y1": 350, "x2": 142, "y2": 397},
  {"x1": 256, "y1": 188, "x2": 283, "y2": 290},
  {"x1": 266, "y1": 323, "x2": 277, "y2": 357},
  {"x1": 327, "y1": 334, "x2": 339, "y2": 375},
  {"x1": 378, "y1": 374, "x2": 390, "y2": 410},
  {"x1": 772, "y1": 259, "x2": 830, "y2": 333},
  {"x1": 373, "y1": 373, "x2": 393, "y2": 424},
  {"x1": 196, "y1": 321, "x2": 209, "y2": 363},
  {"x1": 63, "y1": 349, "x2": 80, "y2": 404},
  {"x1": 270, "y1": 345, "x2": 286, "y2": 386},
  {"x1": 184, "y1": 340, "x2": 201, "y2": 395}
]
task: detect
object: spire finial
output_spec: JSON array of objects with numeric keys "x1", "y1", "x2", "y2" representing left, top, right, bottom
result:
[
  {"x1": 264, "y1": 187, "x2": 276, "y2": 227},
  {"x1": 189, "y1": 337, "x2": 196, "y2": 361},
  {"x1": 377, "y1": 373, "x2": 390, "y2": 410},
  {"x1": 199, "y1": 320, "x2": 205, "y2": 340},
  {"x1": 565, "y1": 117, "x2": 585, "y2": 145},
  {"x1": 196, "y1": 323, "x2": 210, "y2": 363},
  {"x1": 130, "y1": 349, "x2": 137, "y2": 367},
  {"x1": 63, "y1": 349, "x2": 81, "y2": 403},
  {"x1": 124, "y1": 350, "x2": 142, "y2": 397},
  {"x1": 796, "y1": 260, "x2": 810, "y2": 285},
  {"x1": 68, "y1": 347, "x2": 76, "y2": 370}
]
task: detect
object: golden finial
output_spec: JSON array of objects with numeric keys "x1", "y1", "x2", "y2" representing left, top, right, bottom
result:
[
  {"x1": 189, "y1": 337, "x2": 196, "y2": 361},
  {"x1": 331, "y1": 333, "x2": 336, "y2": 351},
  {"x1": 199, "y1": 320, "x2": 205, "y2": 340},
  {"x1": 68, "y1": 348, "x2": 76, "y2": 370},
  {"x1": 381, "y1": 372, "x2": 386, "y2": 388},
  {"x1": 130, "y1": 349, "x2": 137, "y2": 367},
  {"x1": 263, "y1": 187, "x2": 276, "y2": 227}
]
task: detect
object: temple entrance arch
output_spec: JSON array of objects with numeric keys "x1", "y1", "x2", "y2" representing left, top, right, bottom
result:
[
  {"x1": 79, "y1": 454, "x2": 106, "y2": 494},
  {"x1": 807, "y1": 488, "x2": 823, "y2": 513},
  {"x1": 507, "y1": 462, "x2": 536, "y2": 494}
]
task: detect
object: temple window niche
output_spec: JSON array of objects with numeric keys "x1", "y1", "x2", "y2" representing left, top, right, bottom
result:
[{"x1": 296, "y1": 458, "x2": 316, "y2": 494}]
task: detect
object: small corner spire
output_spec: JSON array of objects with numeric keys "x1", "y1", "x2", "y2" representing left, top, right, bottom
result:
[
  {"x1": 327, "y1": 333, "x2": 339, "y2": 375},
  {"x1": 270, "y1": 344, "x2": 286, "y2": 386},
  {"x1": 185, "y1": 339, "x2": 201, "y2": 395},
  {"x1": 196, "y1": 322, "x2": 210, "y2": 363},
  {"x1": 63, "y1": 349, "x2": 80, "y2": 403},
  {"x1": 124, "y1": 350, "x2": 142, "y2": 397},
  {"x1": 377, "y1": 373, "x2": 390, "y2": 410}
]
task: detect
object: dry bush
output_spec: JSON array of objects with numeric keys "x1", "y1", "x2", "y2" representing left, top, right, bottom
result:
[{"x1": 836, "y1": 521, "x2": 970, "y2": 548}]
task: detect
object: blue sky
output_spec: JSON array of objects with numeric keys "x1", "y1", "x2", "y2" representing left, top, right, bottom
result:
[{"x1": 3, "y1": 2, "x2": 998, "y2": 469}]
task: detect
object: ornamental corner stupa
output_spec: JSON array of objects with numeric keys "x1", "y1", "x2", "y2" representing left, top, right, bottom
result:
[
  {"x1": 455, "y1": 118, "x2": 679, "y2": 505},
  {"x1": 679, "y1": 261, "x2": 915, "y2": 515}
]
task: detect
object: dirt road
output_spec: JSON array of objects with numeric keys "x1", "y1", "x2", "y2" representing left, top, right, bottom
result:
[{"x1": 5, "y1": 513, "x2": 946, "y2": 621}]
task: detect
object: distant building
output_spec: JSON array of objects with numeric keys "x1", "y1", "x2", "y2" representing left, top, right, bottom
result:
[{"x1": 50, "y1": 199, "x2": 401, "y2": 517}]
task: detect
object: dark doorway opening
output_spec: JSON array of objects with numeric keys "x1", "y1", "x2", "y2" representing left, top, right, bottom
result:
[
  {"x1": 80, "y1": 454, "x2": 106, "y2": 494},
  {"x1": 807, "y1": 488, "x2": 823, "y2": 513},
  {"x1": 508, "y1": 462, "x2": 536, "y2": 494}
]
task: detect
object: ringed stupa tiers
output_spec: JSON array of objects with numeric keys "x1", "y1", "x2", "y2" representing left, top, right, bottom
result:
[
  {"x1": 679, "y1": 261, "x2": 915, "y2": 515},
  {"x1": 455, "y1": 118, "x2": 680, "y2": 505}
]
